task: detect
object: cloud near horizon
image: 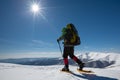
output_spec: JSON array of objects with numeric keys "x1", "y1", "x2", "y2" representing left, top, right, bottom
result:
[{"x1": 32, "y1": 39, "x2": 54, "y2": 46}]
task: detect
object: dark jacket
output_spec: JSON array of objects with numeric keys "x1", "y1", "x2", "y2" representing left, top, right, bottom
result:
[{"x1": 58, "y1": 27, "x2": 73, "y2": 47}]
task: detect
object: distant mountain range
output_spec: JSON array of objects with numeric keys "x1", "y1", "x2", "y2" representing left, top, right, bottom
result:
[{"x1": 0, "y1": 52, "x2": 120, "y2": 68}]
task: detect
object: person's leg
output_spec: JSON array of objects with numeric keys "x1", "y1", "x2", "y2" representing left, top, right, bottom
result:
[
  {"x1": 69, "y1": 47, "x2": 84, "y2": 70},
  {"x1": 62, "y1": 47, "x2": 69, "y2": 71},
  {"x1": 72, "y1": 55, "x2": 84, "y2": 70}
]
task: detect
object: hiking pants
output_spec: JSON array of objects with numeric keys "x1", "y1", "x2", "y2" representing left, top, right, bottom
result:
[{"x1": 63, "y1": 46, "x2": 82, "y2": 67}]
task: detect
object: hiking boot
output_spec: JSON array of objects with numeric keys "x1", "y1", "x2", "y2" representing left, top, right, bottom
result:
[
  {"x1": 78, "y1": 63, "x2": 85, "y2": 70},
  {"x1": 62, "y1": 65, "x2": 69, "y2": 71}
]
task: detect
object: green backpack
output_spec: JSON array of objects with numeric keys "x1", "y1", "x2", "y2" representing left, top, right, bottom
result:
[{"x1": 66, "y1": 23, "x2": 81, "y2": 46}]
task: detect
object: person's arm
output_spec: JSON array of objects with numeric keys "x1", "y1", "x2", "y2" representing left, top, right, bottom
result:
[
  {"x1": 57, "y1": 29, "x2": 67, "y2": 42},
  {"x1": 57, "y1": 34, "x2": 65, "y2": 42}
]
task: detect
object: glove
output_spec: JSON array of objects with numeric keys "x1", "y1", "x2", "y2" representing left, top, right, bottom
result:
[{"x1": 57, "y1": 39, "x2": 59, "y2": 42}]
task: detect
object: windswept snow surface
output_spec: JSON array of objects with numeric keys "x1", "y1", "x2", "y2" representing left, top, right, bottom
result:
[
  {"x1": 0, "y1": 52, "x2": 120, "y2": 80},
  {"x1": 0, "y1": 63, "x2": 119, "y2": 80}
]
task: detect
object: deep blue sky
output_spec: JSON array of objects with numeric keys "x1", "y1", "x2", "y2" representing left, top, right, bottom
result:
[{"x1": 0, "y1": 0, "x2": 120, "y2": 55}]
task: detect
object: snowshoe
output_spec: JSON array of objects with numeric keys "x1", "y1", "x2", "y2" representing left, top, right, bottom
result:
[{"x1": 77, "y1": 69, "x2": 94, "y2": 74}]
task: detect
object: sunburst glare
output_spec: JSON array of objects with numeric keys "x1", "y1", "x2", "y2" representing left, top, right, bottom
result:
[
  {"x1": 29, "y1": 1, "x2": 46, "y2": 20},
  {"x1": 31, "y1": 3, "x2": 39, "y2": 13}
]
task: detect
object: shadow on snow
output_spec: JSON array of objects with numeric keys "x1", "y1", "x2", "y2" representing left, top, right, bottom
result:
[{"x1": 70, "y1": 72, "x2": 117, "y2": 80}]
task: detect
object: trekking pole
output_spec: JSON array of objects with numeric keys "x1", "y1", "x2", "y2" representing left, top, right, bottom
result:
[
  {"x1": 57, "y1": 41, "x2": 64, "y2": 65},
  {"x1": 57, "y1": 41, "x2": 63, "y2": 56}
]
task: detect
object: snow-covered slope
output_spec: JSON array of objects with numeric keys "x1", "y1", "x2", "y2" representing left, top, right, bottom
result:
[
  {"x1": 0, "y1": 63, "x2": 119, "y2": 80},
  {"x1": 0, "y1": 52, "x2": 120, "y2": 80}
]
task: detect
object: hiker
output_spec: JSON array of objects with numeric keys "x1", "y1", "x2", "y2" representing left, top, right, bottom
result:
[{"x1": 57, "y1": 23, "x2": 84, "y2": 71}]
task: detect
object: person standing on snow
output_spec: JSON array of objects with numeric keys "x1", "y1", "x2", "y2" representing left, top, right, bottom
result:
[{"x1": 57, "y1": 23, "x2": 84, "y2": 71}]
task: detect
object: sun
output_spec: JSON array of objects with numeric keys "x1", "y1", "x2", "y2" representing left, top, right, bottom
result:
[
  {"x1": 29, "y1": 1, "x2": 46, "y2": 20},
  {"x1": 31, "y1": 3, "x2": 40, "y2": 13},
  {"x1": 32, "y1": 4, "x2": 39, "y2": 13}
]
